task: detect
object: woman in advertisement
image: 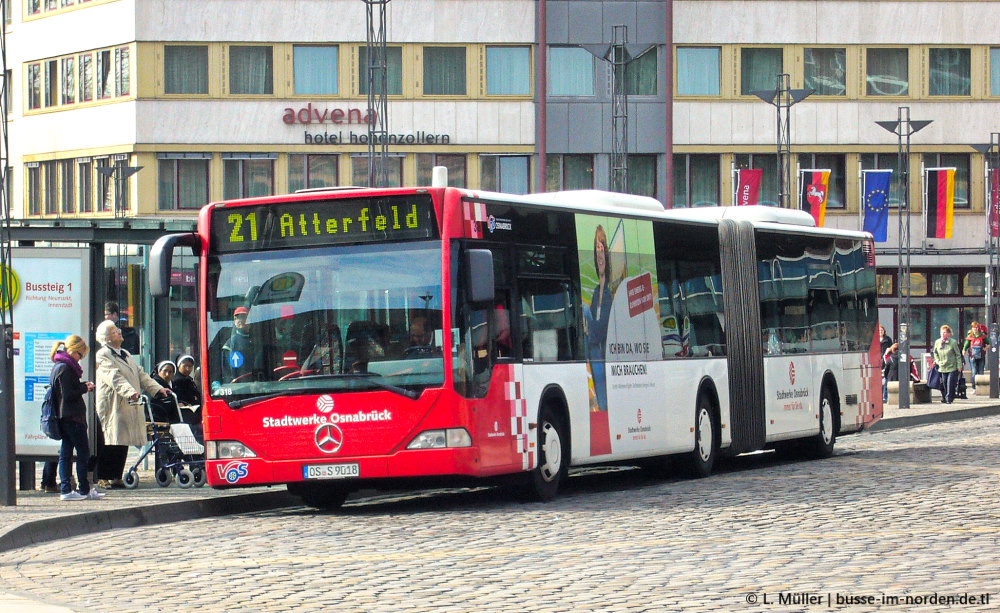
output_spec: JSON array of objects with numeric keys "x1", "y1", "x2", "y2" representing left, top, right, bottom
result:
[{"x1": 584, "y1": 225, "x2": 614, "y2": 413}]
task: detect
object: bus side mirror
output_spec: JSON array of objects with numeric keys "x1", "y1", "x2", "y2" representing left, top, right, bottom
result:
[
  {"x1": 465, "y1": 249, "x2": 495, "y2": 305},
  {"x1": 149, "y1": 233, "x2": 200, "y2": 297}
]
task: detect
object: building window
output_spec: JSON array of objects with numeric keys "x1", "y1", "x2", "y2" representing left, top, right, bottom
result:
[
  {"x1": 165, "y1": 45, "x2": 208, "y2": 95},
  {"x1": 548, "y1": 47, "x2": 594, "y2": 96},
  {"x1": 95, "y1": 158, "x2": 112, "y2": 212},
  {"x1": 964, "y1": 271, "x2": 986, "y2": 296},
  {"x1": 294, "y1": 46, "x2": 339, "y2": 95},
  {"x1": 797, "y1": 154, "x2": 846, "y2": 209},
  {"x1": 223, "y1": 156, "x2": 274, "y2": 199},
  {"x1": 929, "y1": 48, "x2": 970, "y2": 96},
  {"x1": 44, "y1": 60, "x2": 58, "y2": 107},
  {"x1": 229, "y1": 46, "x2": 273, "y2": 95},
  {"x1": 860, "y1": 153, "x2": 902, "y2": 207},
  {"x1": 359, "y1": 46, "x2": 403, "y2": 95},
  {"x1": 804, "y1": 48, "x2": 846, "y2": 96},
  {"x1": 627, "y1": 155, "x2": 657, "y2": 198},
  {"x1": 740, "y1": 48, "x2": 782, "y2": 95},
  {"x1": 909, "y1": 272, "x2": 928, "y2": 296},
  {"x1": 676, "y1": 47, "x2": 720, "y2": 96},
  {"x1": 481, "y1": 155, "x2": 529, "y2": 194},
  {"x1": 79, "y1": 53, "x2": 93, "y2": 102},
  {"x1": 61, "y1": 57, "x2": 75, "y2": 104},
  {"x1": 992, "y1": 48, "x2": 1000, "y2": 96},
  {"x1": 115, "y1": 47, "x2": 130, "y2": 97},
  {"x1": 931, "y1": 273, "x2": 959, "y2": 296},
  {"x1": 545, "y1": 154, "x2": 594, "y2": 191},
  {"x1": 78, "y1": 161, "x2": 92, "y2": 213},
  {"x1": 417, "y1": 154, "x2": 467, "y2": 187},
  {"x1": 97, "y1": 50, "x2": 112, "y2": 99},
  {"x1": 672, "y1": 154, "x2": 719, "y2": 208},
  {"x1": 159, "y1": 156, "x2": 210, "y2": 210},
  {"x1": 877, "y1": 273, "x2": 894, "y2": 296},
  {"x1": 28, "y1": 64, "x2": 41, "y2": 110},
  {"x1": 625, "y1": 47, "x2": 657, "y2": 95},
  {"x1": 423, "y1": 47, "x2": 466, "y2": 95},
  {"x1": 288, "y1": 154, "x2": 339, "y2": 192},
  {"x1": 27, "y1": 166, "x2": 41, "y2": 215},
  {"x1": 922, "y1": 153, "x2": 970, "y2": 209},
  {"x1": 734, "y1": 154, "x2": 779, "y2": 206},
  {"x1": 866, "y1": 48, "x2": 908, "y2": 96},
  {"x1": 59, "y1": 160, "x2": 74, "y2": 213},
  {"x1": 2, "y1": 70, "x2": 10, "y2": 115},
  {"x1": 43, "y1": 162, "x2": 58, "y2": 214},
  {"x1": 350, "y1": 156, "x2": 403, "y2": 187},
  {"x1": 486, "y1": 46, "x2": 530, "y2": 95}
]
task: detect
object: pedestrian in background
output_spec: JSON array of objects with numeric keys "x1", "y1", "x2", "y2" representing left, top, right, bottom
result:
[
  {"x1": 932, "y1": 324, "x2": 963, "y2": 404},
  {"x1": 93, "y1": 319, "x2": 168, "y2": 488},
  {"x1": 963, "y1": 321, "x2": 989, "y2": 395},
  {"x1": 49, "y1": 335, "x2": 103, "y2": 501}
]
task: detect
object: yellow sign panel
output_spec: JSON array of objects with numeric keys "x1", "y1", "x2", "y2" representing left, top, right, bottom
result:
[{"x1": 0, "y1": 263, "x2": 19, "y2": 311}]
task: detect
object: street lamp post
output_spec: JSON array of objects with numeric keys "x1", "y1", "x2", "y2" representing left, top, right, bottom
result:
[
  {"x1": 97, "y1": 162, "x2": 143, "y2": 219},
  {"x1": 753, "y1": 74, "x2": 813, "y2": 208},
  {"x1": 972, "y1": 133, "x2": 1000, "y2": 398},
  {"x1": 877, "y1": 108, "x2": 931, "y2": 409}
]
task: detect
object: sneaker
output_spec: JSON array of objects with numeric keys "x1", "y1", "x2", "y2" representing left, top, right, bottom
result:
[
  {"x1": 40, "y1": 483, "x2": 60, "y2": 494},
  {"x1": 85, "y1": 489, "x2": 106, "y2": 500},
  {"x1": 60, "y1": 491, "x2": 87, "y2": 501}
]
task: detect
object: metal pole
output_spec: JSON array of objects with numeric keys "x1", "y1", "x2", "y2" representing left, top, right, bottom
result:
[
  {"x1": 0, "y1": 0, "x2": 15, "y2": 506},
  {"x1": 989, "y1": 134, "x2": 1000, "y2": 398}
]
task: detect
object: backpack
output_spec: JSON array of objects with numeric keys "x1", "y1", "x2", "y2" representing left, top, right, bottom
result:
[{"x1": 39, "y1": 364, "x2": 65, "y2": 440}]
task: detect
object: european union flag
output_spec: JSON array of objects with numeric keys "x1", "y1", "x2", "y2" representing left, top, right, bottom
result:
[{"x1": 863, "y1": 170, "x2": 892, "y2": 242}]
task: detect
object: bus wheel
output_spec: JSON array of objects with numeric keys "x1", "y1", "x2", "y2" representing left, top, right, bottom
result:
[
  {"x1": 807, "y1": 387, "x2": 837, "y2": 459},
  {"x1": 684, "y1": 396, "x2": 717, "y2": 478},
  {"x1": 291, "y1": 483, "x2": 348, "y2": 510},
  {"x1": 523, "y1": 406, "x2": 568, "y2": 502}
]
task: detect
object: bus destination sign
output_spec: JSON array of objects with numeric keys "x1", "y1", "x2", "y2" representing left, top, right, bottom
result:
[{"x1": 210, "y1": 195, "x2": 437, "y2": 253}]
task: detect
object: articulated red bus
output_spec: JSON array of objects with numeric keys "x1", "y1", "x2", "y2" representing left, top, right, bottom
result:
[{"x1": 150, "y1": 185, "x2": 881, "y2": 508}]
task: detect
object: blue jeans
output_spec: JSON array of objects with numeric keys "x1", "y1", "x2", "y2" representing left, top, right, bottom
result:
[
  {"x1": 940, "y1": 370, "x2": 960, "y2": 403},
  {"x1": 968, "y1": 356, "x2": 985, "y2": 385},
  {"x1": 58, "y1": 420, "x2": 90, "y2": 495}
]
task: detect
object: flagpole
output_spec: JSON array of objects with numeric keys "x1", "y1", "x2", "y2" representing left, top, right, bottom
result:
[
  {"x1": 731, "y1": 163, "x2": 737, "y2": 206},
  {"x1": 858, "y1": 167, "x2": 864, "y2": 230},
  {"x1": 971, "y1": 135, "x2": 1000, "y2": 398}
]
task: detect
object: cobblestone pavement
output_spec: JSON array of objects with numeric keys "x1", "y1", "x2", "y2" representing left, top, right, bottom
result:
[{"x1": 2, "y1": 416, "x2": 999, "y2": 612}]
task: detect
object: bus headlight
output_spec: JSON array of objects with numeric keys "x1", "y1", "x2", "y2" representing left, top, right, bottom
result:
[
  {"x1": 406, "y1": 428, "x2": 472, "y2": 450},
  {"x1": 207, "y1": 440, "x2": 258, "y2": 459}
]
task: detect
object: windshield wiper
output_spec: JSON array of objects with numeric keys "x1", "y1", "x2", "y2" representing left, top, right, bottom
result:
[
  {"x1": 296, "y1": 373, "x2": 420, "y2": 400},
  {"x1": 229, "y1": 392, "x2": 287, "y2": 410}
]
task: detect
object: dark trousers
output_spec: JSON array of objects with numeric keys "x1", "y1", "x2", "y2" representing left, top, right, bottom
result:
[
  {"x1": 940, "y1": 370, "x2": 960, "y2": 403},
  {"x1": 58, "y1": 420, "x2": 91, "y2": 495},
  {"x1": 41, "y1": 461, "x2": 57, "y2": 486},
  {"x1": 95, "y1": 443, "x2": 129, "y2": 480}
]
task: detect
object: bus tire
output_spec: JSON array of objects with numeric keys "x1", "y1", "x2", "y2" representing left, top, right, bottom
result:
[
  {"x1": 290, "y1": 483, "x2": 348, "y2": 510},
  {"x1": 522, "y1": 405, "x2": 568, "y2": 502},
  {"x1": 806, "y1": 386, "x2": 837, "y2": 459},
  {"x1": 684, "y1": 395, "x2": 718, "y2": 478}
]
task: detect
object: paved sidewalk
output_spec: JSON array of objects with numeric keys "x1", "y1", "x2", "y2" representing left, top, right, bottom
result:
[{"x1": 2, "y1": 395, "x2": 999, "y2": 612}]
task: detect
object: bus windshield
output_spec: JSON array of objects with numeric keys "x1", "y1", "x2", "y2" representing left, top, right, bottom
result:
[{"x1": 205, "y1": 240, "x2": 444, "y2": 402}]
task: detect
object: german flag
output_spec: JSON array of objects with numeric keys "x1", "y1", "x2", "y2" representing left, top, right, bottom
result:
[
  {"x1": 926, "y1": 168, "x2": 955, "y2": 239},
  {"x1": 799, "y1": 169, "x2": 830, "y2": 227}
]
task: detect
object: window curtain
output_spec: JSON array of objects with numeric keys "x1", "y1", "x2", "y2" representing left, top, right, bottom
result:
[
  {"x1": 992, "y1": 48, "x2": 1000, "y2": 95},
  {"x1": 929, "y1": 48, "x2": 970, "y2": 96},
  {"x1": 307, "y1": 155, "x2": 338, "y2": 188},
  {"x1": 866, "y1": 49, "x2": 908, "y2": 96},
  {"x1": 165, "y1": 46, "x2": 208, "y2": 94},
  {"x1": 737, "y1": 154, "x2": 777, "y2": 205},
  {"x1": 564, "y1": 155, "x2": 594, "y2": 190},
  {"x1": 230, "y1": 47, "x2": 273, "y2": 95},
  {"x1": 627, "y1": 155, "x2": 656, "y2": 198},
  {"x1": 487, "y1": 47, "x2": 530, "y2": 95},
  {"x1": 28, "y1": 64, "x2": 40, "y2": 109},
  {"x1": 359, "y1": 47, "x2": 402, "y2": 95},
  {"x1": 672, "y1": 155, "x2": 688, "y2": 206},
  {"x1": 97, "y1": 50, "x2": 112, "y2": 99},
  {"x1": 423, "y1": 47, "x2": 466, "y2": 95},
  {"x1": 244, "y1": 159, "x2": 274, "y2": 197},
  {"x1": 178, "y1": 160, "x2": 208, "y2": 209},
  {"x1": 689, "y1": 155, "x2": 719, "y2": 206},
  {"x1": 223, "y1": 160, "x2": 240, "y2": 200},
  {"x1": 804, "y1": 48, "x2": 845, "y2": 95},
  {"x1": 548, "y1": 47, "x2": 594, "y2": 96},
  {"x1": 62, "y1": 57, "x2": 75, "y2": 104},
  {"x1": 351, "y1": 156, "x2": 402, "y2": 187},
  {"x1": 78, "y1": 163, "x2": 92, "y2": 213},
  {"x1": 740, "y1": 48, "x2": 782, "y2": 95},
  {"x1": 498, "y1": 156, "x2": 529, "y2": 194},
  {"x1": 626, "y1": 47, "x2": 657, "y2": 95},
  {"x1": 417, "y1": 154, "x2": 466, "y2": 187},
  {"x1": 115, "y1": 47, "x2": 130, "y2": 97},
  {"x1": 677, "y1": 48, "x2": 719, "y2": 96},
  {"x1": 294, "y1": 46, "x2": 338, "y2": 95}
]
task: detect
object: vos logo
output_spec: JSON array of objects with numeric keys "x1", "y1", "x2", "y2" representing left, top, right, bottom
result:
[{"x1": 217, "y1": 461, "x2": 249, "y2": 484}]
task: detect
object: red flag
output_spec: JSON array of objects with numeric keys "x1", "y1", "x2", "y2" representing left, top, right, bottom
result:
[
  {"x1": 926, "y1": 168, "x2": 955, "y2": 239},
  {"x1": 735, "y1": 168, "x2": 762, "y2": 205},
  {"x1": 990, "y1": 167, "x2": 1000, "y2": 239},
  {"x1": 799, "y1": 169, "x2": 830, "y2": 226}
]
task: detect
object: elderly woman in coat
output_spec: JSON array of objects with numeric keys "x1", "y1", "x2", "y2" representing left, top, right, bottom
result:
[{"x1": 93, "y1": 319, "x2": 167, "y2": 488}]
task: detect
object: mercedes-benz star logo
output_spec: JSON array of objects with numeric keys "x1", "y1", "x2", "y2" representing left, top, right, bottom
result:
[{"x1": 315, "y1": 423, "x2": 344, "y2": 454}]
